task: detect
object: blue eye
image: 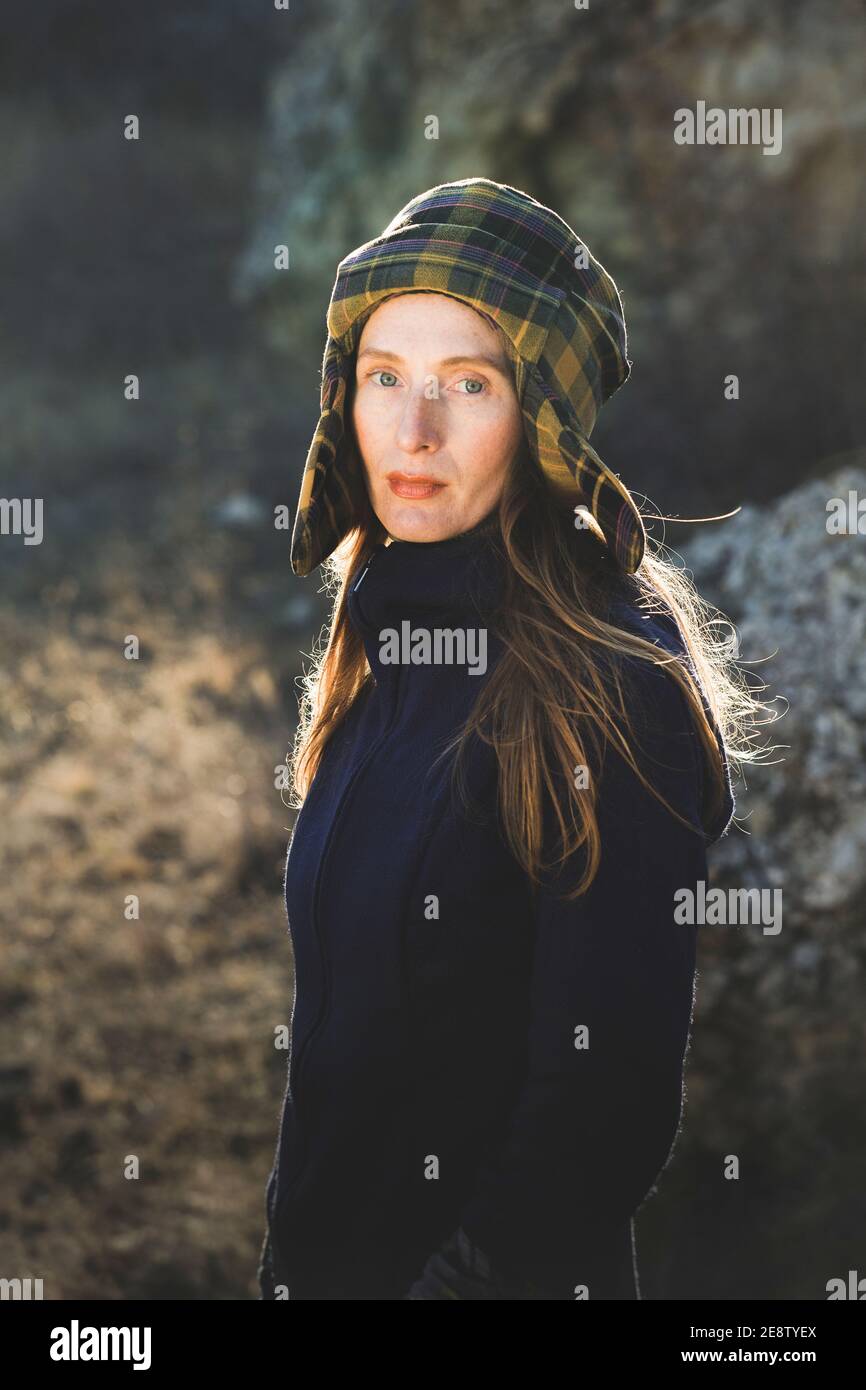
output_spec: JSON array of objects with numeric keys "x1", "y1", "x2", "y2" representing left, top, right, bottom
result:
[
  {"x1": 457, "y1": 377, "x2": 486, "y2": 395},
  {"x1": 371, "y1": 369, "x2": 398, "y2": 387}
]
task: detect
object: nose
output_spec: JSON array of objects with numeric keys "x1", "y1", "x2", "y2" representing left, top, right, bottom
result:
[{"x1": 394, "y1": 384, "x2": 442, "y2": 454}]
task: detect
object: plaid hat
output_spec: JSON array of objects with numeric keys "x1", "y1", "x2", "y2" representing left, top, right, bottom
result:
[{"x1": 290, "y1": 176, "x2": 646, "y2": 576}]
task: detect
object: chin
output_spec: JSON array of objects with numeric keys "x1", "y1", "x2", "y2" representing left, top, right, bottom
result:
[{"x1": 381, "y1": 501, "x2": 456, "y2": 543}]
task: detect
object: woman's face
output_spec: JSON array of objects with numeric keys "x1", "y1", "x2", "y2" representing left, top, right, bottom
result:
[{"x1": 351, "y1": 291, "x2": 524, "y2": 542}]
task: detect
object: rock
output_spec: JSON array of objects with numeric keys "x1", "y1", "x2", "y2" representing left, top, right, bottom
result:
[{"x1": 674, "y1": 462, "x2": 866, "y2": 1288}]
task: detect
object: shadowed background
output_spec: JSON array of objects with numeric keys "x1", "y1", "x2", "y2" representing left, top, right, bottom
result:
[{"x1": 0, "y1": 0, "x2": 863, "y2": 1298}]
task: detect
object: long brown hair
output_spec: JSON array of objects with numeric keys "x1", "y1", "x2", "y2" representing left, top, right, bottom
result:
[{"x1": 287, "y1": 400, "x2": 780, "y2": 905}]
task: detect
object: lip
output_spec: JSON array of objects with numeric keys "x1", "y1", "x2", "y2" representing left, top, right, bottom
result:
[{"x1": 387, "y1": 472, "x2": 447, "y2": 500}]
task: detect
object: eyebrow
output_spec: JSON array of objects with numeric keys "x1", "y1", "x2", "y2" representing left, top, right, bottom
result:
[{"x1": 356, "y1": 347, "x2": 510, "y2": 376}]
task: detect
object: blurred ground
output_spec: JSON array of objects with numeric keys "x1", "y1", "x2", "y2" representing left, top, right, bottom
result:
[{"x1": 0, "y1": 504, "x2": 313, "y2": 1297}]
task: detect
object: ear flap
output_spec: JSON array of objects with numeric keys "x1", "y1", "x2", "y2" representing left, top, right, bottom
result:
[
  {"x1": 519, "y1": 360, "x2": 647, "y2": 574},
  {"x1": 290, "y1": 335, "x2": 369, "y2": 577}
]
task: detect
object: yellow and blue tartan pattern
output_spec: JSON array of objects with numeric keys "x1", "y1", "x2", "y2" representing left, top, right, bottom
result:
[{"x1": 290, "y1": 177, "x2": 646, "y2": 576}]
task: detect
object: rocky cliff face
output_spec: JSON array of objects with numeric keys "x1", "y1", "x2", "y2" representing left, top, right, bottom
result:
[
  {"x1": 685, "y1": 462, "x2": 866, "y2": 918},
  {"x1": 667, "y1": 462, "x2": 866, "y2": 1297}
]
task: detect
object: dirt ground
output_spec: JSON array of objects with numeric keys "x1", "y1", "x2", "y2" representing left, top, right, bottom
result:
[{"x1": 0, "y1": 506, "x2": 312, "y2": 1299}]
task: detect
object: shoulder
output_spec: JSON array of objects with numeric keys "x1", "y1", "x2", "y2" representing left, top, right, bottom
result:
[
  {"x1": 605, "y1": 592, "x2": 736, "y2": 842},
  {"x1": 605, "y1": 598, "x2": 699, "y2": 752},
  {"x1": 535, "y1": 601, "x2": 711, "y2": 901},
  {"x1": 589, "y1": 598, "x2": 708, "y2": 831}
]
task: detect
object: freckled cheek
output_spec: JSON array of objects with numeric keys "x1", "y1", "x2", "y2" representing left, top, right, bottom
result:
[
  {"x1": 461, "y1": 405, "x2": 519, "y2": 450},
  {"x1": 350, "y1": 398, "x2": 381, "y2": 453},
  {"x1": 353, "y1": 390, "x2": 397, "y2": 435}
]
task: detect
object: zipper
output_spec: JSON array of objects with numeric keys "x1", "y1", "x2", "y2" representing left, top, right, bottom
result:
[
  {"x1": 351, "y1": 545, "x2": 380, "y2": 594},
  {"x1": 273, "y1": 626, "x2": 402, "y2": 1216}
]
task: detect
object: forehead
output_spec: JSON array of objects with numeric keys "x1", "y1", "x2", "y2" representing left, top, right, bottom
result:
[
  {"x1": 356, "y1": 291, "x2": 511, "y2": 363},
  {"x1": 361, "y1": 290, "x2": 499, "y2": 334}
]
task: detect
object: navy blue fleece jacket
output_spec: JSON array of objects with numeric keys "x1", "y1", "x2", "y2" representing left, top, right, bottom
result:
[{"x1": 259, "y1": 515, "x2": 735, "y2": 1300}]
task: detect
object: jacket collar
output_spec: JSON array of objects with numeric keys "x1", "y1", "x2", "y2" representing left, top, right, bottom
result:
[{"x1": 346, "y1": 512, "x2": 505, "y2": 686}]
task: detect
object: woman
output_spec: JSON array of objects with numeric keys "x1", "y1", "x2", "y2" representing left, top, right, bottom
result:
[{"x1": 258, "y1": 178, "x2": 767, "y2": 1300}]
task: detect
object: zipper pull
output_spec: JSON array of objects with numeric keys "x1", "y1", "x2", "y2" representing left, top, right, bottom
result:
[{"x1": 352, "y1": 549, "x2": 378, "y2": 593}]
